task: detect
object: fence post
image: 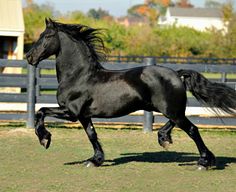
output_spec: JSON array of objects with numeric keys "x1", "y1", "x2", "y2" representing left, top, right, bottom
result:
[
  {"x1": 143, "y1": 57, "x2": 156, "y2": 132},
  {"x1": 36, "y1": 68, "x2": 40, "y2": 97},
  {"x1": 221, "y1": 72, "x2": 226, "y2": 83},
  {"x1": 27, "y1": 64, "x2": 36, "y2": 128}
]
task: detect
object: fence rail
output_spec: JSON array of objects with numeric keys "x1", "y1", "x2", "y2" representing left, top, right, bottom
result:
[
  {"x1": 107, "y1": 56, "x2": 236, "y2": 65},
  {"x1": 0, "y1": 58, "x2": 236, "y2": 131}
]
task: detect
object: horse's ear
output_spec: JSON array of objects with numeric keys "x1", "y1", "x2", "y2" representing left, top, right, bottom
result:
[
  {"x1": 48, "y1": 18, "x2": 54, "y2": 23},
  {"x1": 45, "y1": 18, "x2": 49, "y2": 25},
  {"x1": 45, "y1": 18, "x2": 55, "y2": 28}
]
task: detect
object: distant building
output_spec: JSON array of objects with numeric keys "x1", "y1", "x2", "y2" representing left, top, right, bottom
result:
[
  {"x1": 116, "y1": 15, "x2": 148, "y2": 27},
  {"x1": 0, "y1": 0, "x2": 24, "y2": 61},
  {"x1": 158, "y1": 7, "x2": 225, "y2": 31},
  {"x1": 0, "y1": 0, "x2": 25, "y2": 92}
]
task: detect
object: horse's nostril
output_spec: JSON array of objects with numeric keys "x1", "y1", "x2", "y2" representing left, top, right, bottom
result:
[
  {"x1": 26, "y1": 53, "x2": 33, "y2": 64},
  {"x1": 26, "y1": 54, "x2": 31, "y2": 61},
  {"x1": 26, "y1": 52, "x2": 30, "y2": 59},
  {"x1": 26, "y1": 49, "x2": 33, "y2": 58}
]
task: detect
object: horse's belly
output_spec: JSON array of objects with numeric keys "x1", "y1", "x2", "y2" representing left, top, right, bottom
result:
[{"x1": 86, "y1": 92, "x2": 143, "y2": 118}]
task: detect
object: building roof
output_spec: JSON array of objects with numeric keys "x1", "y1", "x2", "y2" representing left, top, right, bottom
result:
[
  {"x1": 0, "y1": 0, "x2": 24, "y2": 33},
  {"x1": 117, "y1": 15, "x2": 148, "y2": 23},
  {"x1": 169, "y1": 7, "x2": 222, "y2": 18}
]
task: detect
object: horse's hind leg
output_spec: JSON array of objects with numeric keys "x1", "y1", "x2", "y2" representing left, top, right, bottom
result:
[
  {"x1": 174, "y1": 116, "x2": 216, "y2": 169},
  {"x1": 79, "y1": 117, "x2": 104, "y2": 167},
  {"x1": 158, "y1": 120, "x2": 175, "y2": 149}
]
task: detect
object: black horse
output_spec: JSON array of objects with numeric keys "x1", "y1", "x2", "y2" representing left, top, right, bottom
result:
[{"x1": 26, "y1": 18, "x2": 236, "y2": 169}]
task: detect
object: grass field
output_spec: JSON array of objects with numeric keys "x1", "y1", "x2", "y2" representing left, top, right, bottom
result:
[{"x1": 0, "y1": 125, "x2": 236, "y2": 192}]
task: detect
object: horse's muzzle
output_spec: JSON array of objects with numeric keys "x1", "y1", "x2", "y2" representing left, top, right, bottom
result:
[{"x1": 26, "y1": 50, "x2": 38, "y2": 66}]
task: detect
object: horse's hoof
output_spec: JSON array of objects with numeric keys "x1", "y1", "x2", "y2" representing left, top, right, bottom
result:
[
  {"x1": 197, "y1": 153, "x2": 216, "y2": 171},
  {"x1": 40, "y1": 138, "x2": 50, "y2": 149},
  {"x1": 83, "y1": 161, "x2": 95, "y2": 168},
  {"x1": 161, "y1": 141, "x2": 170, "y2": 150},
  {"x1": 197, "y1": 165, "x2": 208, "y2": 171},
  {"x1": 39, "y1": 134, "x2": 51, "y2": 149}
]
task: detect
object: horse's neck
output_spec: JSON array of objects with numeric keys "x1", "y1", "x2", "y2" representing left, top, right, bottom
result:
[{"x1": 56, "y1": 32, "x2": 102, "y2": 82}]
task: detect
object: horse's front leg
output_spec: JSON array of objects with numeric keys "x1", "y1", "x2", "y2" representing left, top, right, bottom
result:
[
  {"x1": 79, "y1": 117, "x2": 104, "y2": 167},
  {"x1": 35, "y1": 107, "x2": 75, "y2": 149}
]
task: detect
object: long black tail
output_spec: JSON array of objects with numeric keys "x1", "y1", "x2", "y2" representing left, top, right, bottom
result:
[{"x1": 177, "y1": 69, "x2": 236, "y2": 115}]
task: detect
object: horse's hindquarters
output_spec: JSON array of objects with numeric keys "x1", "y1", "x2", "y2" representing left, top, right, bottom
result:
[{"x1": 141, "y1": 66, "x2": 187, "y2": 118}]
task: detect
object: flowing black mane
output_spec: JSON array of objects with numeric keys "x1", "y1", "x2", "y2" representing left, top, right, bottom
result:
[{"x1": 53, "y1": 21, "x2": 108, "y2": 62}]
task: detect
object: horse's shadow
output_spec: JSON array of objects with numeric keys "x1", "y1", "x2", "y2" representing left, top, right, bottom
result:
[
  {"x1": 106, "y1": 151, "x2": 236, "y2": 170},
  {"x1": 65, "y1": 151, "x2": 236, "y2": 170}
]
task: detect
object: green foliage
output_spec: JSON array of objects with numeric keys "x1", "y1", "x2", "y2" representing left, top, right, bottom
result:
[
  {"x1": 23, "y1": 1, "x2": 236, "y2": 58},
  {"x1": 104, "y1": 24, "x2": 128, "y2": 54},
  {"x1": 154, "y1": 26, "x2": 212, "y2": 57},
  {"x1": 123, "y1": 26, "x2": 214, "y2": 57},
  {"x1": 227, "y1": 16, "x2": 236, "y2": 57},
  {"x1": 87, "y1": 8, "x2": 112, "y2": 20},
  {"x1": 127, "y1": 4, "x2": 144, "y2": 16},
  {"x1": 205, "y1": 0, "x2": 222, "y2": 8},
  {"x1": 66, "y1": 11, "x2": 92, "y2": 25},
  {"x1": 124, "y1": 25, "x2": 160, "y2": 56},
  {"x1": 23, "y1": 2, "x2": 54, "y2": 43},
  {"x1": 64, "y1": 11, "x2": 127, "y2": 55}
]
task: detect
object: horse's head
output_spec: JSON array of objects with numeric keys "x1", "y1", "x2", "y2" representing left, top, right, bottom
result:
[{"x1": 26, "y1": 18, "x2": 60, "y2": 66}]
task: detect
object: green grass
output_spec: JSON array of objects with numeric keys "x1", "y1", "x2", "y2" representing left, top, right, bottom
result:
[{"x1": 0, "y1": 125, "x2": 236, "y2": 192}]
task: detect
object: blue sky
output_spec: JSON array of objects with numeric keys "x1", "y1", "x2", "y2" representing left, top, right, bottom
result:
[{"x1": 23, "y1": 0, "x2": 234, "y2": 17}]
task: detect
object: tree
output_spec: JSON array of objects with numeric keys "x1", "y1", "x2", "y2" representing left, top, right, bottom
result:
[
  {"x1": 144, "y1": 0, "x2": 172, "y2": 16},
  {"x1": 128, "y1": 3, "x2": 161, "y2": 26},
  {"x1": 222, "y1": 1, "x2": 234, "y2": 22},
  {"x1": 222, "y1": 2, "x2": 236, "y2": 57},
  {"x1": 23, "y1": 0, "x2": 54, "y2": 43},
  {"x1": 175, "y1": 0, "x2": 193, "y2": 8},
  {"x1": 145, "y1": 0, "x2": 171, "y2": 7},
  {"x1": 87, "y1": 8, "x2": 112, "y2": 20},
  {"x1": 128, "y1": 4, "x2": 147, "y2": 17},
  {"x1": 205, "y1": 0, "x2": 222, "y2": 8}
]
